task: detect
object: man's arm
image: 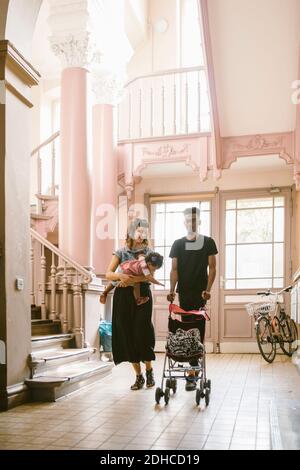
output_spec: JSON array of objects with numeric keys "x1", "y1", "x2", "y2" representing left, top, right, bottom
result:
[
  {"x1": 167, "y1": 257, "x2": 178, "y2": 302},
  {"x1": 202, "y1": 255, "x2": 216, "y2": 300}
]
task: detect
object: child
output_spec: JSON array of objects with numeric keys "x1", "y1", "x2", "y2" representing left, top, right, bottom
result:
[{"x1": 100, "y1": 252, "x2": 164, "y2": 305}]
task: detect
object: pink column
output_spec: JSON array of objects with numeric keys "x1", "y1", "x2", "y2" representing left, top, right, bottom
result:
[
  {"x1": 91, "y1": 104, "x2": 116, "y2": 275},
  {"x1": 60, "y1": 67, "x2": 91, "y2": 267}
]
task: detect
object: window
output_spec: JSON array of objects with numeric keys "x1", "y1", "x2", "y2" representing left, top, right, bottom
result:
[
  {"x1": 151, "y1": 199, "x2": 212, "y2": 289},
  {"x1": 225, "y1": 197, "x2": 285, "y2": 289},
  {"x1": 52, "y1": 99, "x2": 60, "y2": 133}
]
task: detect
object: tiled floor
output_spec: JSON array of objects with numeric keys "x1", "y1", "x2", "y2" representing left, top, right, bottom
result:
[{"x1": 1, "y1": 353, "x2": 300, "y2": 450}]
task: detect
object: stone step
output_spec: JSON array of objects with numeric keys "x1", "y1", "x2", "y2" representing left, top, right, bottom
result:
[
  {"x1": 29, "y1": 347, "x2": 97, "y2": 375},
  {"x1": 25, "y1": 361, "x2": 113, "y2": 401},
  {"x1": 31, "y1": 333, "x2": 74, "y2": 352},
  {"x1": 35, "y1": 194, "x2": 58, "y2": 201},
  {"x1": 31, "y1": 320, "x2": 61, "y2": 336},
  {"x1": 30, "y1": 213, "x2": 53, "y2": 220}
]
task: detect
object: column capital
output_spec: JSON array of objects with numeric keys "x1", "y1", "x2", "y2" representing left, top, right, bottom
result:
[
  {"x1": 50, "y1": 32, "x2": 101, "y2": 69},
  {"x1": 92, "y1": 70, "x2": 125, "y2": 106}
]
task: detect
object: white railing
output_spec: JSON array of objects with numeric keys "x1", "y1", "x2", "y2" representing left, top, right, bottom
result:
[
  {"x1": 31, "y1": 132, "x2": 60, "y2": 212},
  {"x1": 118, "y1": 66, "x2": 211, "y2": 141},
  {"x1": 30, "y1": 228, "x2": 92, "y2": 348}
]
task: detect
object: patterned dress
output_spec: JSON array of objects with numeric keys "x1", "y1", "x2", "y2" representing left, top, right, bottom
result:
[{"x1": 111, "y1": 247, "x2": 156, "y2": 365}]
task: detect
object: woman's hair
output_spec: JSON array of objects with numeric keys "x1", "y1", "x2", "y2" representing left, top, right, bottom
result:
[
  {"x1": 126, "y1": 218, "x2": 149, "y2": 250},
  {"x1": 145, "y1": 252, "x2": 163, "y2": 269}
]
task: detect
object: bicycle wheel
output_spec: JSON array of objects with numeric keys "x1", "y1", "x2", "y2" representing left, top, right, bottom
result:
[
  {"x1": 279, "y1": 317, "x2": 298, "y2": 357},
  {"x1": 256, "y1": 317, "x2": 276, "y2": 363}
]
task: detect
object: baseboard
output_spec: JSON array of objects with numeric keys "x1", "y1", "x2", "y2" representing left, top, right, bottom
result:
[
  {"x1": 0, "y1": 382, "x2": 30, "y2": 411},
  {"x1": 220, "y1": 342, "x2": 259, "y2": 353}
]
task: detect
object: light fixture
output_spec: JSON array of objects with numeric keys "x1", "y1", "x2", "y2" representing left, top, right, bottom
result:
[{"x1": 153, "y1": 18, "x2": 169, "y2": 34}]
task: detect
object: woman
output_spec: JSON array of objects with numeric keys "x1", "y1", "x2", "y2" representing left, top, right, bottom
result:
[{"x1": 106, "y1": 218, "x2": 156, "y2": 390}]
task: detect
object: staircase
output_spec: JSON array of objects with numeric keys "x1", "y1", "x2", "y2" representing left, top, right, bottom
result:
[
  {"x1": 30, "y1": 133, "x2": 60, "y2": 240},
  {"x1": 27, "y1": 233, "x2": 112, "y2": 402}
]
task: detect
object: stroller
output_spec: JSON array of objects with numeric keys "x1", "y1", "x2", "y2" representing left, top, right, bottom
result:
[{"x1": 155, "y1": 303, "x2": 211, "y2": 406}]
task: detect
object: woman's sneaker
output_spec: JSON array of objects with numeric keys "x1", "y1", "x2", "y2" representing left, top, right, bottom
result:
[
  {"x1": 130, "y1": 374, "x2": 145, "y2": 390},
  {"x1": 146, "y1": 368, "x2": 155, "y2": 388}
]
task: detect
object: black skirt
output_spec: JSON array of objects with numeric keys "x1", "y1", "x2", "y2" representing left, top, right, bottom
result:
[{"x1": 112, "y1": 283, "x2": 155, "y2": 365}]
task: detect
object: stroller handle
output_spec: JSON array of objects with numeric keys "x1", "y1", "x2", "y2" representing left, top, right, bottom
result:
[{"x1": 169, "y1": 303, "x2": 210, "y2": 321}]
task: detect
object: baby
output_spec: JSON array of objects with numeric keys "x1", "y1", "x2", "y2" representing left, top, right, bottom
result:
[{"x1": 100, "y1": 252, "x2": 164, "y2": 305}]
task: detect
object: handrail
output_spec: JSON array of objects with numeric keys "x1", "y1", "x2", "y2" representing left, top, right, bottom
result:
[
  {"x1": 125, "y1": 65, "x2": 205, "y2": 88},
  {"x1": 30, "y1": 228, "x2": 93, "y2": 284},
  {"x1": 31, "y1": 131, "x2": 60, "y2": 156}
]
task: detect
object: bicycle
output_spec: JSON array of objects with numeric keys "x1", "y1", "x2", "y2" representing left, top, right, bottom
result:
[{"x1": 245, "y1": 285, "x2": 298, "y2": 363}]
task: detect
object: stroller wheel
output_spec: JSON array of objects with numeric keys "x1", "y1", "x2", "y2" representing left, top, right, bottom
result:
[
  {"x1": 205, "y1": 379, "x2": 211, "y2": 391},
  {"x1": 164, "y1": 387, "x2": 170, "y2": 405},
  {"x1": 166, "y1": 379, "x2": 177, "y2": 394},
  {"x1": 155, "y1": 387, "x2": 163, "y2": 404},
  {"x1": 171, "y1": 379, "x2": 177, "y2": 394},
  {"x1": 205, "y1": 389, "x2": 210, "y2": 407},
  {"x1": 196, "y1": 388, "x2": 201, "y2": 406}
]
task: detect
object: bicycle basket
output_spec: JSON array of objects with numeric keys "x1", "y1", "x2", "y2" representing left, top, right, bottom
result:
[{"x1": 245, "y1": 301, "x2": 276, "y2": 319}]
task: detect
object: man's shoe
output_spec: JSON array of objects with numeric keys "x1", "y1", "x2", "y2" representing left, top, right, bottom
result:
[{"x1": 185, "y1": 378, "x2": 197, "y2": 391}]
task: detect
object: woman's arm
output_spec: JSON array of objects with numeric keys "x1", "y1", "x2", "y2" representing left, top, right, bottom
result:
[
  {"x1": 106, "y1": 255, "x2": 133, "y2": 283},
  {"x1": 106, "y1": 256, "x2": 148, "y2": 286}
]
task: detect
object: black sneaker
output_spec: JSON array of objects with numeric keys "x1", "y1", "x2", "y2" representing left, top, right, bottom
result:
[
  {"x1": 146, "y1": 368, "x2": 155, "y2": 388},
  {"x1": 185, "y1": 378, "x2": 197, "y2": 391},
  {"x1": 130, "y1": 374, "x2": 145, "y2": 390}
]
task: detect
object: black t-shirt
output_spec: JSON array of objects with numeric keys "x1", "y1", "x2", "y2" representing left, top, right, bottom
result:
[{"x1": 169, "y1": 235, "x2": 218, "y2": 293}]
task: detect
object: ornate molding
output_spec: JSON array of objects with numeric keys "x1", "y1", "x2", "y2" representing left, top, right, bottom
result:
[
  {"x1": 141, "y1": 143, "x2": 189, "y2": 160},
  {"x1": 117, "y1": 136, "x2": 210, "y2": 199},
  {"x1": 50, "y1": 33, "x2": 101, "y2": 69},
  {"x1": 92, "y1": 71, "x2": 124, "y2": 105},
  {"x1": 134, "y1": 143, "x2": 199, "y2": 177},
  {"x1": 222, "y1": 132, "x2": 294, "y2": 169}
]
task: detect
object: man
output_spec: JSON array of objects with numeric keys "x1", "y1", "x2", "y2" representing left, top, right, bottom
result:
[{"x1": 167, "y1": 207, "x2": 218, "y2": 391}]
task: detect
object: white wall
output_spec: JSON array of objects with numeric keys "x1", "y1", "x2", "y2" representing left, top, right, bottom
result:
[
  {"x1": 5, "y1": 0, "x2": 42, "y2": 58},
  {"x1": 127, "y1": 0, "x2": 179, "y2": 79},
  {"x1": 208, "y1": 0, "x2": 300, "y2": 136},
  {"x1": 134, "y1": 167, "x2": 294, "y2": 206}
]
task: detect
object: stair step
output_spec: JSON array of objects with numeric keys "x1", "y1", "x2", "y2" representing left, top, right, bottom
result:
[
  {"x1": 30, "y1": 213, "x2": 53, "y2": 220},
  {"x1": 25, "y1": 361, "x2": 113, "y2": 401},
  {"x1": 31, "y1": 333, "x2": 74, "y2": 352},
  {"x1": 32, "y1": 347, "x2": 96, "y2": 362},
  {"x1": 29, "y1": 347, "x2": 97, "y2": 374},
  {"x1": 35, "y1": 194, "x2": 58, "y2": 201},
  {"x1": 32, "y1": 320, "x2": 61, "y2": 336},
  {"x1": 31, "y1": 319, "x2": 55, "y2": 324}
]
